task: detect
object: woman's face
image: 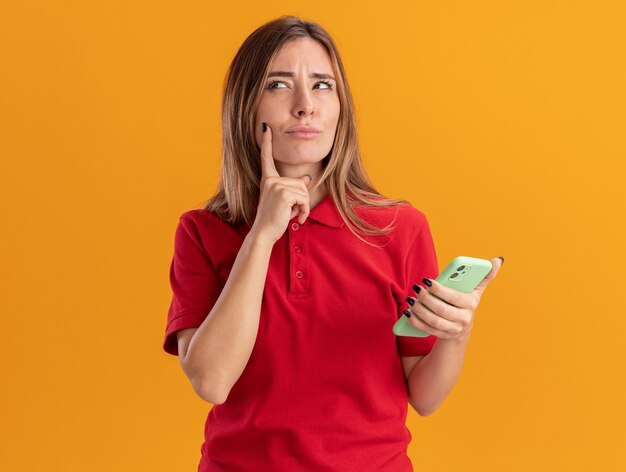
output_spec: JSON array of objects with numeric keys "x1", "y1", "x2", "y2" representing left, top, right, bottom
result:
[{"x1": 254, "y1": 38, "x2": 340, "y2": 168}]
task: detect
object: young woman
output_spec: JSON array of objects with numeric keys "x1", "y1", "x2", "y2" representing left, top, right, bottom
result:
[{"x1": 163, "y1": 15, "x2": 503, "y2": 471}]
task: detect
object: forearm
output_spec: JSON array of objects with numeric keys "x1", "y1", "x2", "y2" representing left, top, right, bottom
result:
[
  {"x1": 184, "y1": 231, "x2": 273, "y2": 403},
  {"x1": 407, "y1": 331, "x2": 472, "y2": 416}
]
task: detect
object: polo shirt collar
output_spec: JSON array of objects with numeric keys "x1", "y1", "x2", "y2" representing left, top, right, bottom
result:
[{"x1": 307, "y1": 193, "x2": 344, "y2": 228}]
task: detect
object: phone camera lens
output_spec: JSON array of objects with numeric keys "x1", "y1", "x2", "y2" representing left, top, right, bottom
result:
[
  {"x1": 457, "y1": 265, "x2": 465, "y2": 271},
  {"x1": 450, "y1": 272, "x2": 458, "y2": 279}
]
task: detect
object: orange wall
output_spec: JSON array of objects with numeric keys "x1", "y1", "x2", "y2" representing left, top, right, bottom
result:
[{"x1": 2, "y1": 1, "x2": 625, "y2": 470}]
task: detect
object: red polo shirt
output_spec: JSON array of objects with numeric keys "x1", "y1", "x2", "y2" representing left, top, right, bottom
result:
[{"x1": 163, "y1": 193, "x2": 439, "y2": 471}]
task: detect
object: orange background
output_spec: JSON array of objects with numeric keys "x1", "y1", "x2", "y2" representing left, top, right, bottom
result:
[{"x1": 2, "y1": 1, "x2": 625, "y2": 470}]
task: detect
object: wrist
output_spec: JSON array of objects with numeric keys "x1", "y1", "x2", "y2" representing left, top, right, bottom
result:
[
  {"x1": 439, "y1": 326, "x2": 473, "y2": 346},
  {"x1": 246, "y1": 228, "x2": 276, "y2": 250}
]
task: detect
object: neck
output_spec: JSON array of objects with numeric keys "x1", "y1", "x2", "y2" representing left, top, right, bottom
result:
[{"x1": 308, "y1": 179, "x2": 328, "y2": 210}]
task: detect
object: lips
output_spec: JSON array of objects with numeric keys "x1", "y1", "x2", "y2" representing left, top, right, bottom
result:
[
  {"x1": 287, "y1": 130, "x2": 321, "y2": 139},
  {"x1": 286, "y1": 126, "x2": 321, "y2": 133},
  {"x1": 285, "y1": 125, "x2": 321, "y2": 140}
]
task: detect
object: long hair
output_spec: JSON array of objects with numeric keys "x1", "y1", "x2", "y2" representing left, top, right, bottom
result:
[{"x1": 202, "y1": 15, "x2": 411, "y2": 245}]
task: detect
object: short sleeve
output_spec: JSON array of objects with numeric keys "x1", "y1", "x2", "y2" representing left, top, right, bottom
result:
[
  {"x1": 163, "y1": 213, "x2": 223, "y2": 356},
  {"x1": 396, "y1": 213, "x2": 440, "y2": 357}
]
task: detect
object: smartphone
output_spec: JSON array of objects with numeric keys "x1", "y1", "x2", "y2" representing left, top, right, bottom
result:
[{"x1": 392, "y1": 256, "x2": 493, "y2": 337}]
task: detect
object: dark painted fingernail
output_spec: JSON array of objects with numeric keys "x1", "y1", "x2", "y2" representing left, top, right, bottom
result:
[
  {"x1": 412, "y1": 284, "x2": 422, "y2": 294},
  {"x1": 403, "y1": 309, "x2": 412, "y2": 318},
  {"x1": 422, "y1": 278, "x2": 432, "y2": 287},
  {"x1": 406, "y1": 296, "x2": 415, "y2": 306},
  {"x1": 498, "y1": 256, "x2": 504, "y2": 265},
  {"x1": 262, "y1": 122, "x2": 267, "y2": 132}
]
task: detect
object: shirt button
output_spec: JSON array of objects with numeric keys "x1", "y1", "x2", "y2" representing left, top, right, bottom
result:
[
  {"x1": 295, "y1": 270, "x2": 304, "y2": 278},
  {"x1": 294, "y1": 246, "x2": 302, "y2": 253},
  {"x1": 291, "y1": 222, "x2": 300, "y2": 231}
]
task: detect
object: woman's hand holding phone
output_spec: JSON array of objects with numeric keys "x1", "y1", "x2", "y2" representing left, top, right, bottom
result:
[
  {"x1": 249, "y1": 122, "x2": 313, "y2": 246},
  {"x1": 402, "y1": 256, "x2": 504, "y2": 341}
]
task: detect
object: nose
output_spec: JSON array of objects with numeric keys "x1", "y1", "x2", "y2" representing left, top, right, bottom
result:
[{"x1": 292, "y1": 87, "x2": 314, "y2": 118}]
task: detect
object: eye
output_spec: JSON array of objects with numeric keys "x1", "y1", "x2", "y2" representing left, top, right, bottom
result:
[
  {"x1": 267, "y1": 80, "x2": 287, "y2": 90},
  {"x1": 267, "y1": 80, "x2": 334, "y2": 90},
  {"x1": 314, "y1": 80, "x2": 334, "y2": 90}
]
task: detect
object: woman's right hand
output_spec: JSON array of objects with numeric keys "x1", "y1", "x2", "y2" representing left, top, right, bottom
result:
[{"x1": 249, "y1": 122, "x2": 313, "y2": 246}]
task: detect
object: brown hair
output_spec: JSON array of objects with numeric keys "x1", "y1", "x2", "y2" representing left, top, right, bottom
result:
[{"x1": 201, "y1": 15, "x2": 410, "y2": 245}]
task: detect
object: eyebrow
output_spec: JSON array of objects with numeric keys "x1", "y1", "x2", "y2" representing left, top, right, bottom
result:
[{"x1": 267, "y1": 71, "x2": 336, "y2": 81}]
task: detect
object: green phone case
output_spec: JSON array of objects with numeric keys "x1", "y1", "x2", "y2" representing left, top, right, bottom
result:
[{"x1": 392, "y1": 256, "x2": 493, "y2": 337}]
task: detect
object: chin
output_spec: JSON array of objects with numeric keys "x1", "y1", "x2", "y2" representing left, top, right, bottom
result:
[{"x1": 276, "y1": 147, "x2": 328, "y2": 163}]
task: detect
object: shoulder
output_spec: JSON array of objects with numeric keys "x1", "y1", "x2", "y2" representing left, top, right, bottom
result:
[
  {"x1": 352, "y1": 196, "x2": 428, "y2": 231},
  {"x1": 349, "y1": 196, "x2": 430, "y2": 249},
  {"x1": 178, "y1": 208, "x2": 222, "y2": 223},
  {"x1": 174, "y1": 208, "x2": 248, "y2": 256},
  {"x1": 388, "y1": 203, "x2": 430, "y2": 248},
  {"x1": 176, "y1": 208, "x2": 239, "y2": 233},
  {"x1": 173, "y1": 209, "x2": 236, "y2": 246},
  {"x1": 389, "y1": 201, "x2": 427, "y2": 224}
]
